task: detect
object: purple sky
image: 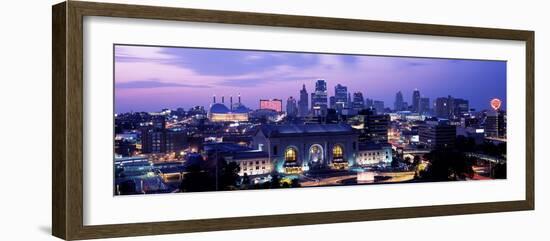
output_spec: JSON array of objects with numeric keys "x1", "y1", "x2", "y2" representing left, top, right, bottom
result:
[{"x1": 114, "y1": 44, "x2": 506, "y2": 113}]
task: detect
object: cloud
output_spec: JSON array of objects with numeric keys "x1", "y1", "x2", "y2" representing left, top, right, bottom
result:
[
  {"x1": 244, "y1": 54, "x2": 264, "y2": 61},
  {"x1": 115, "y1": 45, "x2": 175, "y2": 63},
  {"x1": 404, "y1": 61, "x2": 430, "y2": 67},
  {"x1": 155, "y1": 47, "x2": 320, "y2": 76},
  {"x1": 116, "y1": 80, "x2": 210, "y2": 89},
  {"x1": 218, "y1": 75, "x2": 318, "y2": 87}
]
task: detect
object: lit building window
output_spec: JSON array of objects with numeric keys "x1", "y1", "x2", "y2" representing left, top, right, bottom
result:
[
  {"x1": 285, "y1": 147, "x2": 297, "y2": 162},
  {"x1": 333, "y1": 145, "x2": 343, "y2": 159}
]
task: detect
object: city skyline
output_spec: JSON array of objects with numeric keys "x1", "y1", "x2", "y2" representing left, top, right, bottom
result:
[
  {"x1": 115, "y1": 44, "x2": 506, "y2": 113},
  {"x1": 114, "y1": 44, "x2": 507, "y2": 195}
]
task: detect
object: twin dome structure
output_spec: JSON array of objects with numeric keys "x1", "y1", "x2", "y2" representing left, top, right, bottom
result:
[{"x1": 208, "y1": 95, "x2": 250, "y2": 122}]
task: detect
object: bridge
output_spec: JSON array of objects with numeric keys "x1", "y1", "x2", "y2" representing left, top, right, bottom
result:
[
  {"x1": 485, "y1": 136, "x2": 507, "y2": 143},
  {"x1": 402, "y1": 149, "x2": 431, "y2": 155},
  {"x1": 466, "y1": 152, "x2": 506, "y2": 164}
]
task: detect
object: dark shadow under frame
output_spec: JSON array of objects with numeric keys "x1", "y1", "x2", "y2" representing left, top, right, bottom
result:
[{"x1": 52, "y1": 1, "x2": 535, "y2": 240}]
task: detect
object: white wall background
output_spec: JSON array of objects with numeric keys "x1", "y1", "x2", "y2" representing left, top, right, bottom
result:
[{"x1": 0, "y1": 0, "x2": 547, "y2": 240}]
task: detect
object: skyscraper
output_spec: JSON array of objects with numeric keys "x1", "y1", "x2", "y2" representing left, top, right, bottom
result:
[
  {"x1": 365, "y1": 98, "x2": 374, "y2": 109},
  {"x1": 298, "y1": 84, "x2": 309, "y2": 117},
  {"x1": 351, "y1": 92, "x2": 365, "y2": 113},
  {"x1": 419, "y1": 121, "x2": 456, "y2": 148},
  {"x1": 394, "y1": 91, "x2": 405, "y2": 111},
  {"x1": 329, "y1": 96, "x2": 336, "y2": 109},
  {"x1": 485, "y1": 112, "x2": 499, "y2": 137},
  {"x1": 334, "y1": 84, "x2": 348, "y2": 114},
  {"x1": 485, "y1": 99, "x2": 506, "y2": 138},
  {"x1": 419, "y1": 97, "x2": 430, "y2": 115},
  {"x1": 356, "y1": 109, "x2": 390, "y2": 145},
  {"x1": 435, "y1": 96, "x2": 454, "y2": 118},
  {"x1": 286, "y1": 96, "x2": 298, "y2": 117},
  {"x1": 412, "y1": 89, "x2": 421, "y2": 113},
  {"x1": 373, "y1": 100, "x2": 385, "y2": 114},
  {"x1": 311, "y1": 79, "x2": 328, "y2": 117},
  {"x1": 453, "y1": 98, "x2": 469, "y2": 117}
]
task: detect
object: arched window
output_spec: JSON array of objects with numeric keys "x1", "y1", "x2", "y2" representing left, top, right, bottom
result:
[
  {"x1": 309, "y1": 144, "x2": 324, "y2": 163},
  {"x1": 333, "y1": 145, "x2": 344, "y2": 159},
  {"x1": 285, "y1": 147, "x2": 297, "y2": 162}
]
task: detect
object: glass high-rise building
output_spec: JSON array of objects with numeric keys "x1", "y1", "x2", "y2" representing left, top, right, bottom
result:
[
  {"x1": 435, "y1": 96, "x2": 452, "y2": 118},
  {"x1": 298, "y1": 84, "x2": 309, "y2": 117},
  {"x1": 356, "y1": 108, "x2": 390, "y2": 145},
  {"x1": 394, "y1": 91, "x2": 405, "y2": 111},
  {"x1": 373, "y1": 100, "x2": 384, "y2": 114},
  {"x1": 365, "y1": 98, "x2": 374, "y2": 109},
  {"x1": 286, "y1": 96, "x2": 298, "y2": 117},
  {"x1": 485, "y1": 110, "x2": 506, "y2": 138},
  {"x1": 453, "y1": 98, "x2": 469, "y2": 117},
  {"x1": 419, "y1": 97, "x2": 430, "y2": 115},
  {"x1": 334, "y1": 84, "x2": 348, "y2": 114},
  {"x1": 352, "y1": 92, "x2": 365, "y2": 113},
  {"x1": 311, "y1": 79, "x2": 328, "y2": 117},
  {"x1": 419, "y1": 121, "x2": 457, "y2": 148},
  {"x1": 412, "y1": 89, "x2": 421, "y2": 113}
]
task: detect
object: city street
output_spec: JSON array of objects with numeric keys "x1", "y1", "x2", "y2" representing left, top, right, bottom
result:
[{"x1": 300, "y1": 171, "x2": 415, "y2": 187}]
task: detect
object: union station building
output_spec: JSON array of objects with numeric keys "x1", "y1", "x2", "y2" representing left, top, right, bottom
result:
[{"x1": 252, "y1": 124, "x2": 360, "y2": 174}]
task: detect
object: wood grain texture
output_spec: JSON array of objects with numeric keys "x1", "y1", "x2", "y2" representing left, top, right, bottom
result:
[
  {"x1": 525, "y1": 32, "x2": 535, "y2": 210},
  {"x1": 66, "y1": 1, "x2": 85, "y2": 240},
  {"x1": 52, "y1": 2, "x2": 67, "y2": 239},
  {"x1": 73, "y1": 200, "x2": 530, "y2": 240},
  {"x1": 51, "y1": 1, "x2": 535, "y2": 240}
]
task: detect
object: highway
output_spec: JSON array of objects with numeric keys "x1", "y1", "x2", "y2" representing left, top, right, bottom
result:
[{"x1": 299, "y1": 171, "x2": 415, "y2": 187}]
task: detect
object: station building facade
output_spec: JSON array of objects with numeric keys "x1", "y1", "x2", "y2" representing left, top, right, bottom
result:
[{"x1": 252, "y1": 124, "x2": 359, "y2": 174}]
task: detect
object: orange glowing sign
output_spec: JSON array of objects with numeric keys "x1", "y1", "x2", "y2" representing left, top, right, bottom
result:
[
  {"x1": 490, "y1": 98, "x2": 502, "y2": 111},
  {"x1": 260, "y1": 99, "x2": 283, "y2": 112}
]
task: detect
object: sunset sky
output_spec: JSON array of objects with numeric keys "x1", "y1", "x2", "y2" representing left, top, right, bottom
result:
[{"x1": 114, "y1": 44, "x2": 506, "y2": 113}]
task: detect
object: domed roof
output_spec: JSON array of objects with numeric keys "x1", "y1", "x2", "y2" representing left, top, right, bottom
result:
[
  {"x1": 210, "y1": 103, "x2": 230, "y2": 114},
  {"x1": 233, "y1": 105, "x2": 250, "y2": 114}
]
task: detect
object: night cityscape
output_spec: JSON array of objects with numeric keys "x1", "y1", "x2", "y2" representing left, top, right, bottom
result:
[{"x1": 113, "y1": 45, "x2": 507, "y2": 195}]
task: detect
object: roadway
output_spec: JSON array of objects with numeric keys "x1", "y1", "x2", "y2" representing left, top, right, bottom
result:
[{"x1": 299, "y1": 171, "x2": 415, "y2": 187}]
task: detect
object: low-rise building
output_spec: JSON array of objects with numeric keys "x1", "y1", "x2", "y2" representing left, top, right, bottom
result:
[
  {"x1": 204, "y1": 143, "x2": 271, "y2": 176},
  {"x1": 419, "y1": 120, "x2": 456, "y2": 149},
  {"x1": 227, "y1": 151, "x2": 271, "y2": 176},
  {"x1": 356, "y1": 143, "x2": 393, "y2": 166}
]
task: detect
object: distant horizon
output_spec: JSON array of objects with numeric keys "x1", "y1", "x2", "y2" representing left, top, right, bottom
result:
[{"x1": 115, "y1": 44, "x2": 506, "y2": 113}]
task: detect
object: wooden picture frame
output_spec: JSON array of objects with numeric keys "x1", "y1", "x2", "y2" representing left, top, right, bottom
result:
[{"x1": 52, "y1": 1, "x2": 534, "y2": 240}]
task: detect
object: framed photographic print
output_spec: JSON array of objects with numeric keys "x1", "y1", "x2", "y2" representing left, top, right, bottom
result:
[{"x1": 52, "y1": 1, "x2": 534, "y2": 240}]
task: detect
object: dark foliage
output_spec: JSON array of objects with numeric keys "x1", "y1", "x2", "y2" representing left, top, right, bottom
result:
[
  {"x1": 242, "y1": 173, "x2": 250, "y2": 187},
  {"x1": 270, "y1": 172, "x2": 281, "y2": 188},
  {"x1": 180, "y1": 162, "x2": 215, "y2": 192},
  {"x1": 422, "y1": 148, "x2": 474, "y2": 181},
  {"x1": 492, "y1": 163, "x2": 507, "y2": 179},
  {"x1": 217, "y1": 159, "x2": 241, "y2": 190},
  {"x1": 455, "y1": 135, "x2": 476, "y2": 152},
  {"x1": 118, "y1": 180, "x2": 137, "y2": 195},
  {"x1": 413, "y1": 155, "x2": 421, "y2": 166},
  {"x1": 291, "y1": 178, "x2": 301, "y2": 188},
  {"x1": 391, "y1": 156, "x2": 400, "y2": 168}
]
